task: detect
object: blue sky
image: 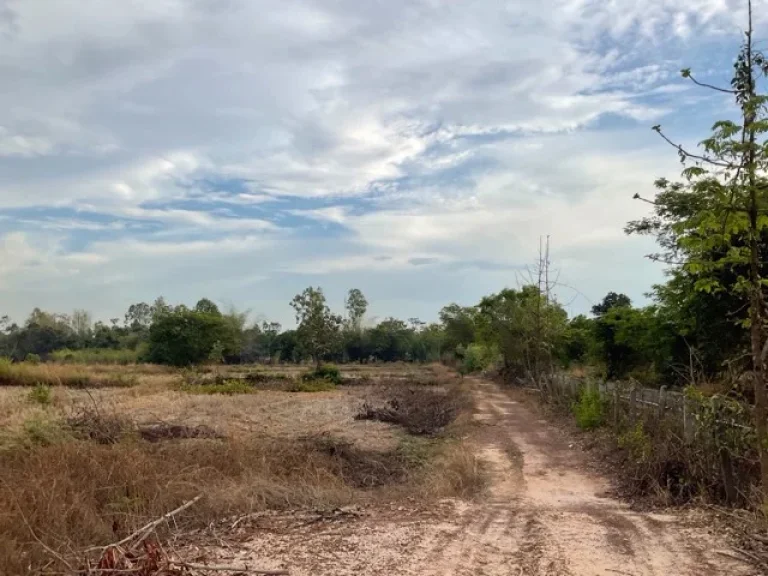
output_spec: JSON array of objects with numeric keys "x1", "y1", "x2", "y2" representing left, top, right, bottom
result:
[{"x1": 0, "y1": 0, "x2": 761, "y2": 327}]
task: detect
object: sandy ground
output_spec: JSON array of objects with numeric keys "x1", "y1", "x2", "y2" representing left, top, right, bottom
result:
[{"x1": 184, "y1": 379, "x2": 752, "y2": 576}]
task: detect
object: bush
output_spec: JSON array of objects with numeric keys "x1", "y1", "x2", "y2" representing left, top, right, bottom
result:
[
  {"x1": 461, "y1": 344, "x2": 497, "y2": 374},
  {"x1": 302, "y1": 364, "x2": 342, "y2": 385},
  {"x1": 25, "y1": 353, "x2": 41, "y2": 365},
  {"x1": 573, "y1": 386, "x2": 604, "y2": 430},
  {"x1": 51, "y1": 348, "x2": 140, "y2": 365},
  {"x1": 290, "y1": 379, "x2": 337, "y2": 392},
  {"x1": 27, "y1": 384, "x2": 52, "y2": 406},
  {"x1": 180, "y1": 380, "x2": 254, "y2": 395}
]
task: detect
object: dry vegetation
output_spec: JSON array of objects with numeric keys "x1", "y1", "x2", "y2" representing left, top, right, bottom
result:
[{"x1": 0, "y1": 362, "x2": 483, "y2": 575}]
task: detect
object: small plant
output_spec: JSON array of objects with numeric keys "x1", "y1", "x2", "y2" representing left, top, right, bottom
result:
[
  {"x1": 618, "y1": 422, "x2": 652, "y2": 463},
  {"x1": 302, "y1": 364, "x2": 342, "y2": 385},
  {"x1": 27, "y1": 384, "x2": 52, "y2": 406},
  {"x1": 25, "y1": 353, "x2": 41, "y2": 365},
  {"x1": 573, "y1": 387, "x2": 604, "y2": 430}
]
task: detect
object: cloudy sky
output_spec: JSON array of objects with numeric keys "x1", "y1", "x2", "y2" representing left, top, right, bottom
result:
[{"x1": 0, "y1": 0, "x2": 760, "y2": 326}]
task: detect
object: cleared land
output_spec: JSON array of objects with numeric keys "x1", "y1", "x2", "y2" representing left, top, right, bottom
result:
[{"x1": 0, "y1": 365, "x2": 752, "y2": 575}]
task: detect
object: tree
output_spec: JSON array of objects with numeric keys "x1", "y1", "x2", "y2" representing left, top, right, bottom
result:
[
  {"x1": 124, "y1": 302, "x2": 152, "y2": 330},
  {"x1": 290, "y1": 287, "x2": 342, "y2": 365},
  {"x1": 70, "y1": 309, "x2": 92, "y2": 338},
  {"x1": 194, "y1": 298, "x2": 221, "y2": 316},
  {"x1": 439, "y1": 304, "x2": 477, "y2": 354},
  {"x1": 146, "y1": 308, "x2": 237, "y2": 366},
  {"x1": 591, "y1": 292, "x2": 631, "y2": 316},
  {"x1": 629, "y1": 1, "x2": 768, "y2": 498},
  {"x1": 345, "y1": 288, "x2": 368, "y2": 330}
]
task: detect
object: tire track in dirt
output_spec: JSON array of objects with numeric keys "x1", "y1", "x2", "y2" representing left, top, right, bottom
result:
[{"x1": 192, "y1": 378, "x2": 753, "y2": 576}]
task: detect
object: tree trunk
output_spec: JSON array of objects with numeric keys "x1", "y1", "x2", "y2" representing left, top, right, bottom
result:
[{"x1": 745, "y1": 0, "x2": 768, "y2": 501}]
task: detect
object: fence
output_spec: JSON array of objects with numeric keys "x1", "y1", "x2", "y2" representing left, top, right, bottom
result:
[{"x1": 524, "y1": 373, "x2": 758, "y2": 505}]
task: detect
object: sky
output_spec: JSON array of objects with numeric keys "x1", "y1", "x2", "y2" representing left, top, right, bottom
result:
[{"x1": 0, "y1": 0, "x2": 762, "y2": 327}]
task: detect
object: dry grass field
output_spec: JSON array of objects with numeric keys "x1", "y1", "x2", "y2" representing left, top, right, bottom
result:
[{"x1": 0, "y1": 362, "x2": 482, "y2": 575}]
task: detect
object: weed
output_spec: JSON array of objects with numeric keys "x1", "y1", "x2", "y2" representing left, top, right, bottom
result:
[
  {"x1": 618, "y1": 422, "x2": 652, "y2": 462},
  {"x1": 21, "y1": 416, "x2": 68, "y2": 447},
  {"x1": 27, "y1": 384, "x2": 52, "y2": 406},
  {"x1": 573, "y1": 387, "x2": 605, "y2": 430},
  {"x1": 0, "y1": 358, "x2": 137, "y2": 388}
]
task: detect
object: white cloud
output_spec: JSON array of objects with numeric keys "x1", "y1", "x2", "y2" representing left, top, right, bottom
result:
[{"x1": 0, "y1": 0, "x2": 756, "y2": 322}]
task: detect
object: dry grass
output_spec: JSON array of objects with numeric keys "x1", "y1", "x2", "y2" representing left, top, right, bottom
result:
[
  {"x1": 0, "y1": 360, "x2": 142, "y2": 388},
  {"x1": 0, "y1": 363, "x2": 484, "y2": 575}
]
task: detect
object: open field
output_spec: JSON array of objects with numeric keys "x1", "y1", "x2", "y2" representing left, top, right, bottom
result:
[
  {"x1": 0, "y1": 363, "x2": 480, "y2": 575},
  {"x1": 0, "y1": 363, "x2": 753, "y2": 575}
]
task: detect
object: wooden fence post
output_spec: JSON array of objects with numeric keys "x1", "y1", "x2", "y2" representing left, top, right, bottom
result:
[
  {"x1": 629, "y1": 385, "x2": 638, "y2": 424},
  {"x1": 613, "y1": 384, "x2": 620, "y2": 428},
  {"x1": 683, "y1": 397, "x2": 696, "y2": 443},
  {"x1": 657, "y1": 386, "x2": 667, "y2": 421},
  {"x1": 712, "y1": 397, "x2": 737, "y2": 505}
]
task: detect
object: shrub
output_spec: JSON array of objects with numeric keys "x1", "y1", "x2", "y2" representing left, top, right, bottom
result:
[
  {"x1": 25, "y1": 353, "x2": 41, "y2": 365},
  {"x1": 27, "y1": 384, "x2": 52, "y2": 406},
  {"x1": 51, "y1": 348, "x2": 140, "y2": 365},
  {"x1": 290, "y1": 379, "x2": 337, "y2": 392},
  {"x1": 302, "y1": 364, "x2": 342, "y2": 385},
  {"x1": 573, "y1": 386, "x2": 604, "y2": 430},
  {"x1": 180, "y1": 380, "x2": 254, "y2": 395},
  {"x1": 462, "y1": 344, "x2": 497, "y2": 374}
]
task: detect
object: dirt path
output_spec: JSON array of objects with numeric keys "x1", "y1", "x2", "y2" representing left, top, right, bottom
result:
[{"x1": 193, "y1": 379, "x2": 751, "y2": 576}]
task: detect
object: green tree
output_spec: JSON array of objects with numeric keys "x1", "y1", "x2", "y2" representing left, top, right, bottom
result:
[
  {"x1": 194, "y1": 298, "x2": 221, "y2": 316},
  {"x1": 345, "y1": 288, "x2": 368, "y2": 330},
  {"x1": 290, "y1": 287, "x2": 342, "y2": 366},
  {"x1": 146, "y1": 307, "x2": 237, "y2": 366},
  {"x1": 629, "y1": 1, "x2": 768, "y2": 496}
]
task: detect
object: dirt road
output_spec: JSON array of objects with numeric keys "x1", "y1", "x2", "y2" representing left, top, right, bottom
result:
[{"x1": 199, "y1": 379, "x2": 751, "y2": 575}]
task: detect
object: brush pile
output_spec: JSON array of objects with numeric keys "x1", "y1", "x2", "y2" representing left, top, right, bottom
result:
[{"x1": 46, "y1": 496, "x2": 288, "y2": 576}]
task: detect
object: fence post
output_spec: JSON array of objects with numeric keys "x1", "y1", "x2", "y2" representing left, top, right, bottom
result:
[
  {"x1": 570, "y1": 377, "x2": 578, "y2": 400},
  {"x1": 629, "y1": 385, "x2": 638, "y2": 424},
  {"x1": 613, "y1": 384, "x2": 620, "y2": 428},
  {"x1": 683, "y1": 397, "x2": 696, "y2": 443},
  {"x1": 657, "y1": 386, "x2": 667, "y2": 421},
  {"x1": 712, "y1": 396, "x2": 737, "y2": 505}
]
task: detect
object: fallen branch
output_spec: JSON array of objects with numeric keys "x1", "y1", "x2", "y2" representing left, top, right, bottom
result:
[
  {"x1": 179, "y1": 563, "x2": 288, "y2": 575},
  {"x1": 95, "y1": 495, "x2": 203, "y2": 553}
]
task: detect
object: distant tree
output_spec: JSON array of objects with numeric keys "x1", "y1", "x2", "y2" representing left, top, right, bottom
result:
[
  {"x1": 291, "y1": 287, "x2": 342, "y2": 366},
  {"x1": 124, "y1": 302, "x2": 152, "y2": 330},
  {"x1": 70, "y1": 309, "x2": 92, "y2": 340},
  {"x1": 591, "y1": 292, "x2": 631, "y2": 316},
  {"x1": 439, "y1": 304, "x2": 477, "y2": 353},
  {"x1": 195, "y1": 298, "x2": 221, "y2": 316},
  {"x1": 369, "y1": 318, "x2": 413, "y2": 362},
  {"x1": 147, "y1": 308, "x2": 237, "y2": 366},
  {"x1": 345, "y1": 289, "x2": 368, "y2": 330},
  {"x1": 151, "y1": 297, "x2": 172, "y2": 321}
]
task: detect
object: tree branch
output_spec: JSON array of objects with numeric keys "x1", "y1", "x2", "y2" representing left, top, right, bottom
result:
[
  {"x1": 684, "y1": 72, "x2": 737, "y2": 94},
  {"x1": 652, "y1": 126, "x2": 736, "y2": 168}
]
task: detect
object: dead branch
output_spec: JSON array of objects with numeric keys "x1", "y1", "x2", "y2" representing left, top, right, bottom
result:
[
  {"x1": 178, "y1": 563, "x2": 289, "y2": 575},
  {"x1": 90, "y1": 495, "x2": 203, "y2": 553}
]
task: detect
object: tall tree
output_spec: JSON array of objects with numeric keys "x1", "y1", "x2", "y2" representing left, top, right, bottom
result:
[
  {"x1": 345, "y1": 288, "x2": 368, "y2": 330},
  {"x1": 630, "y1": 1, "x2": 768, "y2": 498},
  {"x1": 291, "y1": 287, "x2": 342, "y2": 366}
]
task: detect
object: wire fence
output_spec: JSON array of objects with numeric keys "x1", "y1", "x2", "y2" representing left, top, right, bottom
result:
[{"x1": 523, "y1": 373, "x2": 758, "y2": 505}]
